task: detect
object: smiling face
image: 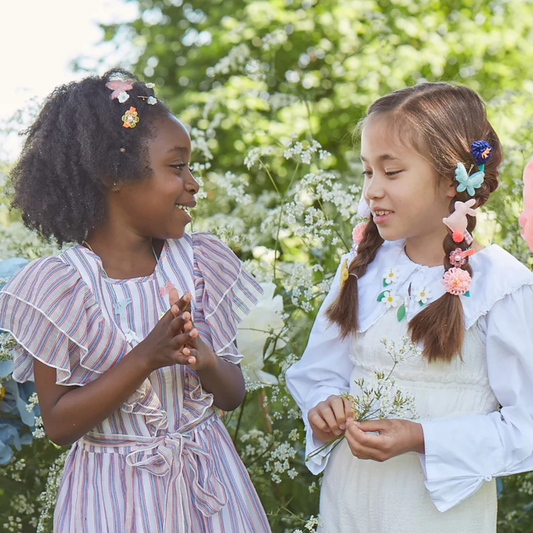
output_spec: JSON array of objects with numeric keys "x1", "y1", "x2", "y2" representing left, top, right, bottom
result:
[
  {"x1": 361, "y1": 115, "x2": 456, "y2": 244},
  {"x1": 110, "y1": 113, "x2": 199, "y2": 240}
]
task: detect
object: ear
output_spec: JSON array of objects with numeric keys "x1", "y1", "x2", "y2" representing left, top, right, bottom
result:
[{"x1": 445, "y1": 179, "x2": 457, "y2": 199}]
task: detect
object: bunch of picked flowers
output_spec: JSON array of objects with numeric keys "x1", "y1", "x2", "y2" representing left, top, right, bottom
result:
[{"x1": 307, "y1": 336, "x2": 419, "y2": 461}]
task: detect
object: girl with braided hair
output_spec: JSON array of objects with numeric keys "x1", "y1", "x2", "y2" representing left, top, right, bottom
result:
[
  {"x1": 0, "y1": 69, "x2": 270, "y2": 532},
  {"x1": 286, "y1": 83, "x2": 533, "y2": 532}
]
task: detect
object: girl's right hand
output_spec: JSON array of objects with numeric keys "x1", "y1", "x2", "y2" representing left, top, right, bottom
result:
[
  {"x1": 308, "y1": 395, "x2": 355, "y2": 443},
  {"x1": 135, "y1": 293, "x2": 198, "y2": 372}
]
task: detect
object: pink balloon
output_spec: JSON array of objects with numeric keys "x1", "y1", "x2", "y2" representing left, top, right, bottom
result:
[{"x1": 519, "y1": 157, "x2": 533, "y2": 253}]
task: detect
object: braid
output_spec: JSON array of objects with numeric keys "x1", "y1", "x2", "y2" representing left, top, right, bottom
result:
[
  {"x1": 326, "y1": 218, "x2": 384, "y2": 338},
  {"x1": 408, "y1": 197, "x2": 477, "y2": 362}
]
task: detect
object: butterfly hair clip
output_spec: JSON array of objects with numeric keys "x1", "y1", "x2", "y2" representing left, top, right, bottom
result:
[
  {"x1": 454, "y1": 162, "x2": 484, "y2": 196},
  {"x1": 454, "y1": 141, "x2": 494, "y2": 197}
]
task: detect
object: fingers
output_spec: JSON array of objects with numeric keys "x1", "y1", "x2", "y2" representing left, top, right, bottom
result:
[
  {"x1": 344, "y1": 419, "x2": 390, "y2": 462},
  {"x1": 172, "y1": 329, "x2": 199, "y2": 351},
  {"x1": 308, "y1": 396, "x2": 344, "y2": 436},
  {"x1": 168, "y1": 287, "x2": 180, "y2": 309},
  {"x1": 330, "y1": 396, "x2": 355, "y2": 430},
  {"x1": 170, "y1": 311, "x2": 193, "y2": 335},
  {"x1": 170, "y1": 292, "x2": 191, "y2": 314}
]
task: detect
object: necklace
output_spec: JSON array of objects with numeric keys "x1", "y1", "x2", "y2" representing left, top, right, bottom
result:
[{"x1": 82, "y1": 240, "x2": 176, "y2": 345}]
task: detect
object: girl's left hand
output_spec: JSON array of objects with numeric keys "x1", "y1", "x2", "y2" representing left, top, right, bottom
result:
[
  {"x1": 344, "y1": 418, "x2": 425, "y2": 461},
  {"x1": 169, "y1": 292, "x2": 218, "y2": 372}
]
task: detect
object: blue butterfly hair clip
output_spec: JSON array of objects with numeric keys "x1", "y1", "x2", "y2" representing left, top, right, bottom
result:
[{"x1": 454, "y1": 140, "x2": 493, "y2": 196}]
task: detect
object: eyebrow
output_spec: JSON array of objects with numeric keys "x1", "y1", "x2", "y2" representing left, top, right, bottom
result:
[
  {"x1": 166, "y1": 146, "x2": 189, "y2": 155},
  {"x1": 360, "y1": 154, "x2": 399, "y2": 162}
]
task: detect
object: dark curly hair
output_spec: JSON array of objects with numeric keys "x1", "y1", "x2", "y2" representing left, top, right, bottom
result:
[{"x1": 10, "y1": 68, "x2": 172, "y2": 245}]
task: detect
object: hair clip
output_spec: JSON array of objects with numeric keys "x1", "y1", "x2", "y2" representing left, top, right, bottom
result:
[
  {"x1": 352, "y1": 222, "x2": 367, "y2": 245},
  {"x1": 106, "y1": 79, "x2": 134, "y2": 103},
  {"x1": 443, "y1": 199, "x2": 476, "y2": 243},
  {"x1": 122, "y1": 106, "x2": 139, "y2": 129},
  {"x1": 138, "y1": 95, "x2": 157, "y2": 105},
  {"x1": 470, "y1": 140, "x2": 493, "y2": 170},
  {"x1": 442, "y1": 267, "x2": 471, "y2": 296},
  {"x1": 449, "y1": 247, "x2": 475, "y2": 268},
  {"x1": 454, "y1": 162, "x2": 484, "y2": 196}
]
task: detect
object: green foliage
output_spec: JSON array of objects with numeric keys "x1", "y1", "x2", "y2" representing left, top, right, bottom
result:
[{"x1": 2, "y1": 0, "x2": 533, "y2": 531}]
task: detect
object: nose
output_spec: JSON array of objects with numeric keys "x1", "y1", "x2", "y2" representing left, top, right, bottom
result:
[
  {"x1": 186, "y1": 167, "x2": 200, "y2": 195},
  {"x1": 364, "y1": 174, "x2": 385, "y2": 202}
]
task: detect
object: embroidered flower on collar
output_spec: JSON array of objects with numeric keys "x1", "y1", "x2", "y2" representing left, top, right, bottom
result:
[
  {"x1": 414, "y1": 286, "x2": 432, "y2": 306},
  {"x1": 381, "y1": 289, "x2": 401, "y2": 309},
  {"x1": 383, "y1": 267, "x2": 400, "y2": 286}
]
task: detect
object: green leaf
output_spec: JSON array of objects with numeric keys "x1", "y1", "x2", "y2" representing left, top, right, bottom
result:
[
  {"x1": 419, "y1": 300, "x2": 424, "y2": 307},
  {"x1": 383, "y1": 278, "x2": 388, "y2": 287},
  {"x1": 464, "y1": 291, "x2": 470, "y2": 297},
  {"x1": 377, "y1": 291, "x2": 387, "y2": 302},
  {"x1": 397, "y1": 303, "x2": 406, "y2": 322}
]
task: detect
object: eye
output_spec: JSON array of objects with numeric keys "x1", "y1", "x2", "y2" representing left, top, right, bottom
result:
[
  {"x1": 171, "y1": 163, "x2": 188, "y2": 172},
  {"x1": 385, "y1": 170, "x2": 403, "y2": 177},
  {"x1": 362, "y1": 170, "x2": 373, "y2": 177}
]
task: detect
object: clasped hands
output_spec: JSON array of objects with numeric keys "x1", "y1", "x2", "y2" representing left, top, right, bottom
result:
[
  {"x1": 308, "y1": 395, "x2": 425, "y2": 462},
  {"x1": 141, "y1": 289, "x2": 217, "y2": 373}
]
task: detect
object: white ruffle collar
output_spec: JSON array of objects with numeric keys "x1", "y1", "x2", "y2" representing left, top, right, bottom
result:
[{"x1": 344, "y1": 240, "x2": 533, "y2": 333}]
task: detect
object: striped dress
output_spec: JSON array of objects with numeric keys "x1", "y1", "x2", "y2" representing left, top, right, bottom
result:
[{"x1": 0, "y1": 232, "x2": 271, "y2": 533}]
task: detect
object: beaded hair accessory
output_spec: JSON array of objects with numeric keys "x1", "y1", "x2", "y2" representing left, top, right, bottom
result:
[{"x1": 105, "y1": 79, "x2": 158, "y2": 129}]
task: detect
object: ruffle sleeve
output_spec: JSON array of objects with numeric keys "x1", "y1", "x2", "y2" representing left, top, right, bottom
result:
[
  {"x1": 0, "y1": 256, "x2": 127, "y2": 386},
  {"x1": 191, "y1": 232, "x2": 263, "y2": 364},
  {"x1": 420, "y1": 284, "x2": 533, "y2": 512}
]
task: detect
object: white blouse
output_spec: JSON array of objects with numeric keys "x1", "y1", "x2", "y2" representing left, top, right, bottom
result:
[{"x1": 285, "y1": 240, "x2": 533, "y2": 512}]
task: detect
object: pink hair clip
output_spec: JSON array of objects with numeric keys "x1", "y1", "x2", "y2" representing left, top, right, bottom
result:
[
  {"x1": 352, "y1": 222, "x2": 367, "y2": 245},
  {"x1": 443, "y1": 199, "x2": 476, "y2": 243},
  {"x1": 449, "y1": 247, "x2": 475, "y2": 268},
  {"x1": 442, "y1": 267, "x2": 471, "y2": 296},
  {"x1": 106, "y1": 79, "x2": 134, "y2": 102}
]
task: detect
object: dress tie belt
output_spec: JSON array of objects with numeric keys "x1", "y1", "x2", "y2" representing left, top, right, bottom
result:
[{"x1": 81, "y1": 415, "x2": 227, "y2": 532}]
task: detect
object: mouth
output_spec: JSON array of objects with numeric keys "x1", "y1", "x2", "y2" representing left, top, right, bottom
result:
[
  {"x1": 371, "y1": 209, "x2": 394, "y2": 224},
  {"x1": 175, "y1": 204, "x2": 193, "y2": 216}
]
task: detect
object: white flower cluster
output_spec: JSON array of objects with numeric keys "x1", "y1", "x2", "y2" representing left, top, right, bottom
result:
[
  {"x1": 261, "y1": 29, "x2": 288, "y2": 50},
  {"x1": 244, "y1": 146, "x2": 274, "y2": 169},
  {"x1": 208, "y1": 43, "x2": 251, "y2": 76},
  {"x1": 381, "y1": 336, "x2": 423, "y2": 364},
  {"x1": 293, "y1": 514, "x2": 321, "y2": 533},
  {"x1": 281, "y1": 136, "x2": 327, "y2": 165},
  {"x1": 0, "y1": 332, "x2": 15, "y2": 362},
  {"x1": 214, "y1": 171, "x2": 253, "y2": 205},
  {"x1": 283, "y1": 263, "x2": 324, "y2": 312},
  {"x1": 264, "y1": 442, "x2": 298, "y2": 483},
  {"x1": 36, "y1": 452, "x2": 68, "y2": 533}
]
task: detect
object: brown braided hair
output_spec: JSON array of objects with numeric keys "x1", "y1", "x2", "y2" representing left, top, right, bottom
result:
[{"x1": 326, "y1": 82, "x2": 501, "y2": 362}]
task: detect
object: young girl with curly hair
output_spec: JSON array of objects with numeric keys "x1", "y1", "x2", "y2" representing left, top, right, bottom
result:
[
  {"x1": 0, "y1": 69, "x2": 271, "y2": 533},
  {"x1": 286, "y1": 83, "x2": 533, "y2": 532}
]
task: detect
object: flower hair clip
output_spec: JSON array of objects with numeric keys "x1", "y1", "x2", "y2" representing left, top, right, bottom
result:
[
  {"x1": 454, "y1": 140, "x2": 493, "y2": 196},
  {"x1": 449, "y1": 247, "x2": 475, "y2": 268},
  {"x1": 106, "y1": 79, "x2": 134, "y2": 103},
  {"x1": 122, "y1": 106, "x2": 139, "y2": 129},
  {"x1": 443, "y1": 267, "x2": 471, "y2": 296}
]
